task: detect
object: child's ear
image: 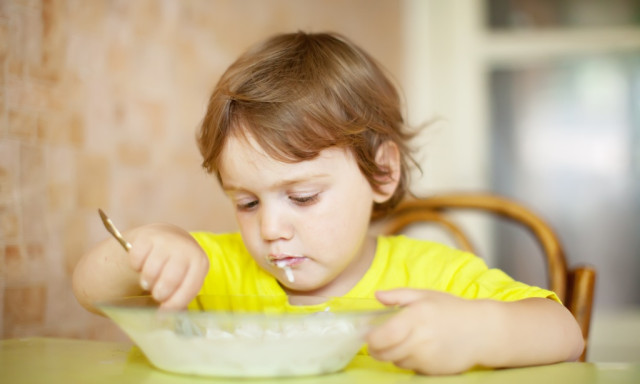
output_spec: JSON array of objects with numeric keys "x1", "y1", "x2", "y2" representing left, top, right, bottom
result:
[{"x1": 372, "y1": 141, "x2": 401, "y2": 203}]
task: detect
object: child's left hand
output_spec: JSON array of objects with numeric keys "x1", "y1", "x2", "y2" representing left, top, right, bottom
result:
[
  {"x1": 367, "y1": 288, "x2": 584, "y2": 375},
  {"x1": 366, "y1": 288, "x2": 493, "y2": 375}
]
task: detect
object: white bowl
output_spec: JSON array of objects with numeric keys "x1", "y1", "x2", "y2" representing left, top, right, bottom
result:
[{"x1": 97, "y1": 295, "x2": 396, "y2": 378}]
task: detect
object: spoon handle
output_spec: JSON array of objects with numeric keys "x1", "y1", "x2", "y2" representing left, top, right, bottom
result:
[{"x1": 98, "y1": 209, "x2": 132, "y2": 252}]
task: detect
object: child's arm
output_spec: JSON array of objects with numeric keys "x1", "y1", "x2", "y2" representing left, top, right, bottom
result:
[
  {"x1": 72, "y1": 223, "x2": 209, "y2": 314},
  {"x1": 367, "y1": 289, "x2": 584, "y2": 375}
]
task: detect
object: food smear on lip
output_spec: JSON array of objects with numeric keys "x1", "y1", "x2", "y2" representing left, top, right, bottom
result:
[{"x1": 275, "y1": 260, "x2": 295, "y2": 283}]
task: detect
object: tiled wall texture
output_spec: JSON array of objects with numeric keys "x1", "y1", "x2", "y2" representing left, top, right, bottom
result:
[{"x1": 0, "y1": 1, "x2": 404, "y2": 340}]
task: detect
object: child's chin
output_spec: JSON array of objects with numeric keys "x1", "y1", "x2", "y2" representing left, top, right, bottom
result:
[
  {"x1": 278, "y1": 280, "x2": 321, "y2": 295},
  {"x1": 278, "y1": 280, "x2": 305, "y2": 292}
]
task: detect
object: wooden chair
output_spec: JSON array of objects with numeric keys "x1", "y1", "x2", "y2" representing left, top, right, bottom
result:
[{"x1": 377, "y1": 193, "x2": 596, "y2": 362}]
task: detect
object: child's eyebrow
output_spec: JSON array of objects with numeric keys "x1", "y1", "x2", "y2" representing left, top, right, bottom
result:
[{"x1": 222, "y1": 173, "x2": 331, "y2": 192}]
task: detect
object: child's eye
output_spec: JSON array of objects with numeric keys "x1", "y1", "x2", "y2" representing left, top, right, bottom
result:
[
  {"x1": 237, "y1": 200, "x2": 259, "y2": 211},
  {"x1": 290, "y1": 194, "x2": 319, "y2": 206}
]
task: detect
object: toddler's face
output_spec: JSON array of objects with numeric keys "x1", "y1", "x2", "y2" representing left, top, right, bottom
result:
[{"x1": 219, "y1": 133, "x2": 385, "y2": 296}]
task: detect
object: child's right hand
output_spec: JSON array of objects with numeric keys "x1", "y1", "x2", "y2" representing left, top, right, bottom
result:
[{"x1": 127, "y1": 223, "x2": 209, "y2": 309}]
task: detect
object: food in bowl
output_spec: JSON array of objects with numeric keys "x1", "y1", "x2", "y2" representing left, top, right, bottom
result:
[{"x1": 97, "y1": 294, "x2": 396, "y2": 378}]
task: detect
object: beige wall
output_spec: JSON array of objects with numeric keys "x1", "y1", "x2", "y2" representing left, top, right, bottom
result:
[{"x1": 1, "y1": 0, "x2": 405, "y2": 340}]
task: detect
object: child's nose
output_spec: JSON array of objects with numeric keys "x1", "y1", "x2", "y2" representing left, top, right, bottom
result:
[{"x1": 259, "y1": 205, "x2": 293, "y2": 241}]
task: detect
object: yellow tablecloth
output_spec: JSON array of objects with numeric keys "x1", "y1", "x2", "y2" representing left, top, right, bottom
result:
[{"x1": 1, "y1": 338, "x2": 638, "y2": 383}]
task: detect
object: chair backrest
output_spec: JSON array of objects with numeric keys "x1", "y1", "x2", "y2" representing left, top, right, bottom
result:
[{"x1": 376, "y1": 193, "x2": 596, "y2": 362}]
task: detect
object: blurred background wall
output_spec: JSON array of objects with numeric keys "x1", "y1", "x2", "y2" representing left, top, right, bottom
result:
[{"x1": 1, "y1": 0, "x2": 639, "y2": 361}]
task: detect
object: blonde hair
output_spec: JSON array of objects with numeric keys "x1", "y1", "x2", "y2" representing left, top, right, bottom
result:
[{"x1": 198, "y1": 31, "x2": 416, "y2": 215}]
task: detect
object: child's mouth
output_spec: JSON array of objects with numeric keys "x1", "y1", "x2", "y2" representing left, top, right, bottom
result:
[
  {"x1": 269, "y1": 256, "x2": 306, "y2": 267},
  {"x1": 268, "y1": 256, "x2": 306, "y2": 284}
]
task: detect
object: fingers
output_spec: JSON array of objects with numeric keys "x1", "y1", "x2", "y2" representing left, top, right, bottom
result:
[
  {"x1": 368, "y1": 310, "x2": 411, "y2": 348},
  {"x1": 375, "y1": 288, "x2": 428, "y2": 307},
  {"x1": 161, "y1": 255, "x2": 209, "y2": 310},
  {"x1": 369, "y1": 288, "x2": 428, "y2": 354},
  {"x1": 370, "y1": 290, "x2": 480, "y2": 375},
  {"x1": 367, "y1": 301, "x2": 427, "y2": 366},
  {"x1": 367, "y1": 306, "x2": 428, "y2": 372},
  {"x1": 151, "y1": 256, "x2": 189, "y2": 302},
  {"x1": 369, "y1": 289, "x2": 436, "y2": 368},
  {"x1": 129, "y1": 237, "x2": 153, "y2": 275},
  {"x1": 137, "y1": 250, "x2": 205, "y2": 306},
  {"x1": 394, "y1": 356, "x2": 418, "y2": 372},
  {"x1": 128, "y1": 229, "x2": 207, "y2": 308},
  {"x1": 130, "y1": 239, "x2": 168, "y2": 293}
]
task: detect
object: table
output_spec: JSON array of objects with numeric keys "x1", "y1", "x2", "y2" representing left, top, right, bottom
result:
[{"x1": 1, "y1": 338, "x2": 638, "y2": 383}]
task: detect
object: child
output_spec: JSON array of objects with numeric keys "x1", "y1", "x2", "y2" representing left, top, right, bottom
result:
[{"x1": 73, "y1": 31, "x2": 584, "y2": 375}]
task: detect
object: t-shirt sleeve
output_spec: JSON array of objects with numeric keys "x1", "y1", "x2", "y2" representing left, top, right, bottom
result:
[
  {"x1": 442, "y1": 250, "x2": 561, "y2": 303},
  {"x1": 384, "y1": 236, "x2": 561, "y2": 304}
]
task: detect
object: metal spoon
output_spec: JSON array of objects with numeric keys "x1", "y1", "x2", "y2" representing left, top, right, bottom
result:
[
  {"x1": 98, "y1": 209, "x2": 132, "y2": 252},
  {"x1": 97, "y1": 209, "x2": 202, "y2": 337}
]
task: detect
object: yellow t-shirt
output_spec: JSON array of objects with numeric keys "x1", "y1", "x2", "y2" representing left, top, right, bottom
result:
[{"x1": 190, "y1": 232, "x2": 559, "y2": 305}]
